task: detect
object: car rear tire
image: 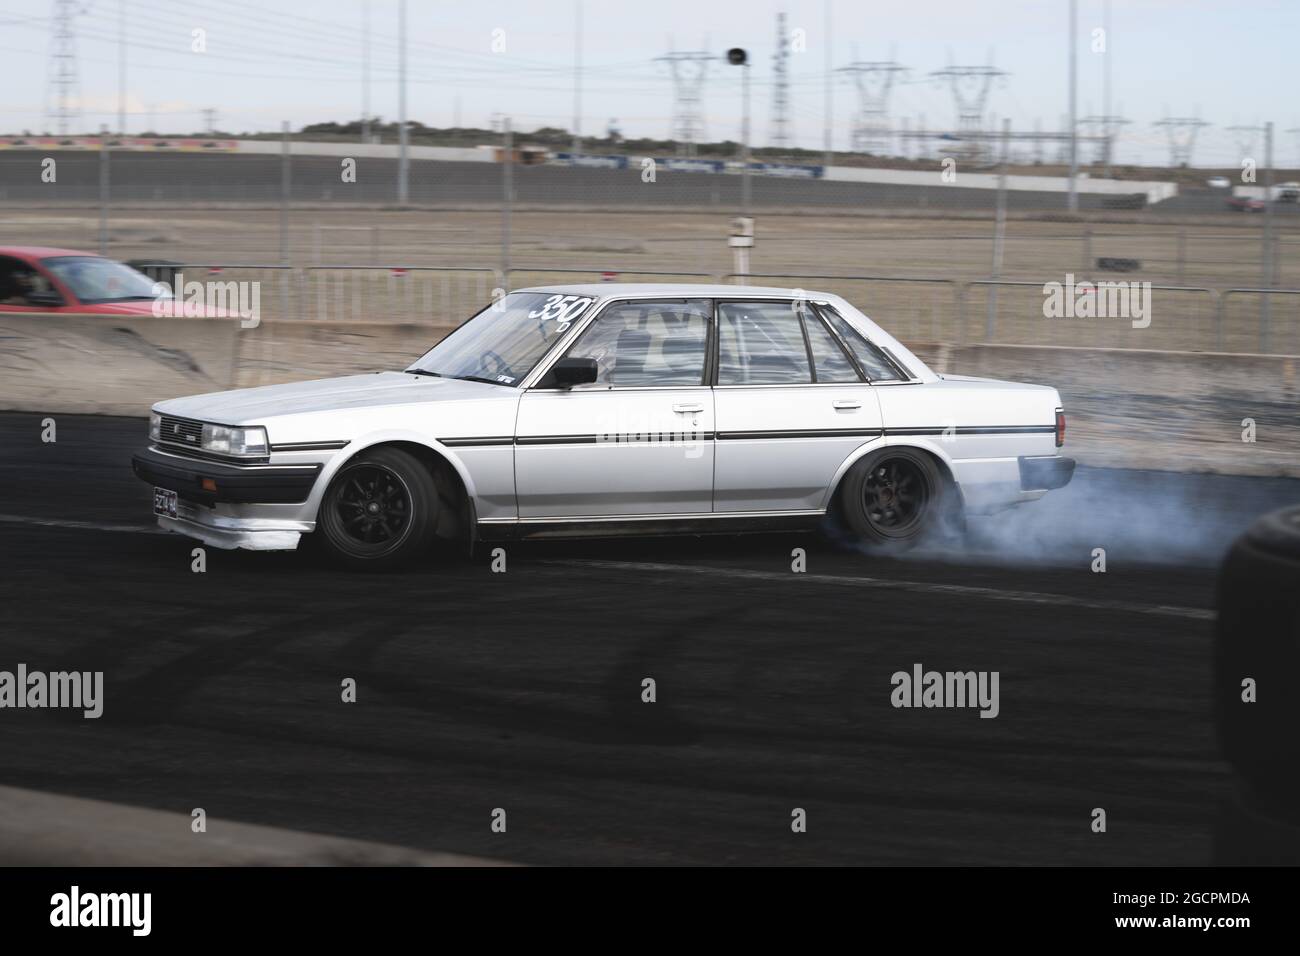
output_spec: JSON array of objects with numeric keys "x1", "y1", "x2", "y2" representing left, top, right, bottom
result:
[
  {"x1": 315, "y1": 447, "x2": 438, "y2": 569},
  {"x1": 838, "y1": 448, "x2": 945, "y2": 551}
]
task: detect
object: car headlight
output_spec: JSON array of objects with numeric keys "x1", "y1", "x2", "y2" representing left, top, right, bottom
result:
[
  {"x1": 201, "y1": 423, "x2": 269, "y2": 458},
  {"x1": 149, "y1": 411, "x2": 161, "y2": 442}
]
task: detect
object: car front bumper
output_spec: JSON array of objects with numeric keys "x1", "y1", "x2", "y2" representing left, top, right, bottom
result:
[
  {"x1": 1018, "y1": 455, "x2": 1076, "y2": 491},
  {"x1": 133, "y1": 445, "x2": 324, "y2": 550},
  {"x1": 132, "y1": 446, "x2": 322, "y2": 504}
]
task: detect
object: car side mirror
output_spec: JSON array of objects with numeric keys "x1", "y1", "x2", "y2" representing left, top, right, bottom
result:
[
  {"x1": 25, "y1": 289, "x2": 63, "y2": 307},
  {"x1": 551, "y1": 356, "x2": 598, "y2": 388}
]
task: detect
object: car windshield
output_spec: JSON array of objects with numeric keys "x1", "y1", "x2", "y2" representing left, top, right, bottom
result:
[
  {"x1": 405, "y1": 291, "x2": 596, "y2": 386},
  {"x1": 40, "y1": 256, "x2": 161, "y2": 304}
]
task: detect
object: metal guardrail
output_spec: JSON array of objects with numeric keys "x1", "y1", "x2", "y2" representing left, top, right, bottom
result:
[
  {"x1": 505, "y1": 267, "x2": 720, "y2": 290},
  {"x1": 304, "y1": 266, "x2": 501, "y2": 324},
  {"x1": 722, "y1": 272, "x2": 963, "y2": 345},
  {"x1": 1219, "y1": 287, "x2": 1300, "y2": 354}
]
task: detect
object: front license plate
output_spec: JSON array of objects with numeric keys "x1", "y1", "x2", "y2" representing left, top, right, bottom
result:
[{"x1": 153, "y1": 487, "x2": 178, "y2": 518}]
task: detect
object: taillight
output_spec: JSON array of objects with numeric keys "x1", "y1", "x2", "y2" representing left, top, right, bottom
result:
[{"x1": 1055, "y1": 408, "x2": 1066, "y2": 447}]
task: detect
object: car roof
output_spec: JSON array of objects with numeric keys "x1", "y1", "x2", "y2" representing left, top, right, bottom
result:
[
  {"x1": 515, "y1": 283, "x2": 835, "y2": 299},
  {"x1": 0, "y1": 246, "x2": 99, "y2": 259}
]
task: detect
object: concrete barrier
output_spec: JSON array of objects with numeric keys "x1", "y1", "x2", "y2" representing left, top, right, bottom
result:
[
  {"x1": 2, "y1": 314, "x2": 1297, "y2": 477},
  {"x1": 914, "y1": 342, "x2": 1300, "y2": 477},
  {"x1": 234, "y1": 319, "x2": 452, "y2": 389},
  {"x1": 0, "y1": 784, "x2": 507, "y2": 866},
  {"x1": 0, "y1": 314, "x2": 240, "y2": 416}
]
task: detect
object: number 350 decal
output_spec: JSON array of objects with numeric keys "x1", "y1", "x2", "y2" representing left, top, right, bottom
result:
[{"x1": 528, "y1": 294, "x2": 593, "y2": 331}]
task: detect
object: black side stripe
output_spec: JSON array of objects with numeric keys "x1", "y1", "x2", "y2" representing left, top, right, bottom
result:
[
  {"x1": 439, "y1": 425, "x2": 1055, "y2": 447},
  {"x1": 885, "y1": 426, "x2": 1057, "y2": 436},
  {"x1": 270, "y1": 440, "x2": 350, "y2": 452},
  {"x1": 439, "y1": 436, "x2": 514, "y2": 447},
  {"x1": 717, "y1": 428, "x2": 883, "y2": 441}
]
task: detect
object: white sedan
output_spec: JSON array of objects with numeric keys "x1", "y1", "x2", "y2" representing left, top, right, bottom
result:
[{"x1": 133, "y1": 284, "x2": 1074, "y2": 567}]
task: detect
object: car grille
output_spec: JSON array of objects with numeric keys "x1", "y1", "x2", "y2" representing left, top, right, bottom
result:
[{"x1": 158, "y1": 415, "x2": 204, "y2": 449}]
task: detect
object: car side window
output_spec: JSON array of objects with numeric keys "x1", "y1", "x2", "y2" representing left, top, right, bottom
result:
[
  {"x1": 820, "y1": 306, "x2": 906, "y2": 381},
  {"x1": 563, "y1": 298, "x2": 710, "y2": 387},
  {"x1": 0, "y1": 257, "x2": 56, "y2": 307},
  {"x1": 803, "y1": 311, "x2": 862, "y2": 383},
  {"x1": 717, "y1": 301, "x2": 812, "y2": 386}
]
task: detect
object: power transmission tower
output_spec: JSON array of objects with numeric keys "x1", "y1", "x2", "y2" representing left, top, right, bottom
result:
[
  {"x1": 769, "y1": 12, "x2": 793, "y2": 150},
  {"x1": 930, "y1": 62, "x2": 1008, "y2": 163},
  {"x1": 656, "y1": 49, "x2": 715, "y2": 156},
  {"x1": 836, "y1": 58, "x2": 908, "y2": 155},
  {"x1": 46, "y1": 0, "x2": 87, "y2": 136},
  {"x1": 1078, "y1": 114, "x2": 1130, "y2": 165},
  {"x1": 1153, "y1": 116, "x2": 1211, "y2": 167},
  {"x1": 1227, "y1": 123, "x2": 1266, "y2": 164},
  {"x1": 201, "y1": 108, "x2": 218, "y2": 135}
]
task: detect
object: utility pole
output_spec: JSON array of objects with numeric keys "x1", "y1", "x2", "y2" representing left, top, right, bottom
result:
[
  {"x1": 1262, "y1": 121, "x2": 1275, "y2": 352},
  {"x1": 1068, "y1": 0, "x2": 1078, "y2": 212},
  {"x1": 98, "y1": 126, "x2": 109, "y2": 255},
  {"x1": 1101, "y1": 0, "x2": 1111, "y2": 171},
  {"x1": 397, "y1": 0, "x2": 409, "y2": 203},
  {"x1": 572, "y1": 0, "x2": 582, "y2": 154},
  {"x1": 502, "y1": 117, "x2": 513, "y2": 275},
  {"x1": 822, "y1": 0, "x2": 832, "y2": 166},
  {"x1": 987, "y1": 118, "x2": 1010, "y2": 340},
  {"x1": 362, "y1": 0, "x2": 371, "y2": 142},
  {"x1": 117, "y1": 0, "x2": 126, "y2": 135},
  {"x1": 280, "y1": 121, "x2": 291, "y2": 265}
]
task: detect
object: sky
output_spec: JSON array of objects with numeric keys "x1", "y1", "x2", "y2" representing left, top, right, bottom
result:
[{"x1": 1, "y1": 0, "x2": 1297, "y2": 168}]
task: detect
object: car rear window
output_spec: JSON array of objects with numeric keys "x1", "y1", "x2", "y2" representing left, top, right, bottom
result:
[{"x1": 819, "y1": 306, "x2": 906, "y2": 381}]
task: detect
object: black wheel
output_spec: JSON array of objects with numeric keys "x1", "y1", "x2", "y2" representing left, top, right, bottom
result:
[
  {"x1": 838, "y1": 448, "x2": 945, "y2": 550},
  {"x1": 315, "y1": 447, "x2": 438, "y2": 569}
]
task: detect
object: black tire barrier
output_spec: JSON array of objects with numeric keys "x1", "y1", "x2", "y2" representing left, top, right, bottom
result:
[{"x1": 1214, "y1": 505, "x2": 1300, "y2": 861}]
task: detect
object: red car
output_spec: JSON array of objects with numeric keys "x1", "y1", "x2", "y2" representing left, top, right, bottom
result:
[{"x1": 0, "y1": 246, "x2": 167, "y2": 314}]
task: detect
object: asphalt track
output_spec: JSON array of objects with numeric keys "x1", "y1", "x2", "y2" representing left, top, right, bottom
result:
[
  {"x1": 1, "y1": 410, "x2": 1297, "y2": 865},
  {"x1": 4, "y1": 151, "x2": 1288, "y2": 216}
]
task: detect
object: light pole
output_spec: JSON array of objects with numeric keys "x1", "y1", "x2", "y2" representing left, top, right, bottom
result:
[{"x1": 728, "y1": 47, "x2": 751, "y2": 214}]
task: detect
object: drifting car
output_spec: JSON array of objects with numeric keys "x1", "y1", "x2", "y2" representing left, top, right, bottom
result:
[
  {"x1": 132, "y1": 285, "x2": 1075, "y2": 567},
  {"x1": 0, "y1": 247, "x2": 166, "y2": 314}
]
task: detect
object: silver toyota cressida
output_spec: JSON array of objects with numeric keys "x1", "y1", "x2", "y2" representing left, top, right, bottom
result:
[{"x1": 132, "y1": 284, "x2": 1074, "y2": 568}]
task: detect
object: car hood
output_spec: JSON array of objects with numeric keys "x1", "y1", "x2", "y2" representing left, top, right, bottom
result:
[
  {"x1": 72, "y1": 300, "x2": 167, "y2": 315},
  {"x1": 156, "y1": 371, "x2": 506, "y2": 422}
]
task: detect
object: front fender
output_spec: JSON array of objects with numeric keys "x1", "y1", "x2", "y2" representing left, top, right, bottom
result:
[{"x1": 303, "y1": 429, "x2": 482, "y2": 519}]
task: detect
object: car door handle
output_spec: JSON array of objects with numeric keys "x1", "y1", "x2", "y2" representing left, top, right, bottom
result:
[
  {"x1": 832, "y1": 400, "x2": 861, "y2": 409},
  {"x1": 672, "y1": 403, "x2": 704, "y2": 413}
]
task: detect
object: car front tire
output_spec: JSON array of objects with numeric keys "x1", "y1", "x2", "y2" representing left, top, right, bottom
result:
[{"x1": 315, "y1": 447, "x2": 439, "y2": 569}]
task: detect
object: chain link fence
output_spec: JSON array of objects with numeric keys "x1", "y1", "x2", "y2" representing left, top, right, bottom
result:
[{"x1": 3, "y1": 143, "x2": 1298, "y2": 353}]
